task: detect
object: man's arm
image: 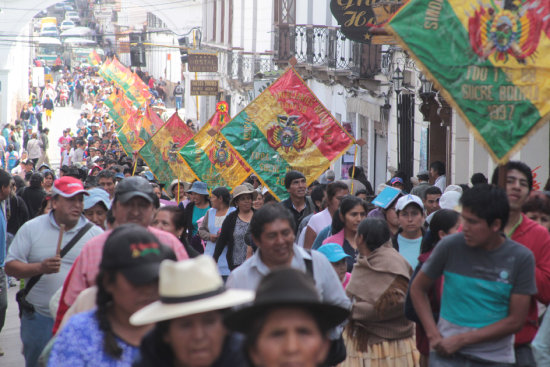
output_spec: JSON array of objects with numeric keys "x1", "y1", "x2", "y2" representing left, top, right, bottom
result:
[
  {"x1": 410, "y1": 271, "x2": 441, "y2": 346},
  {"x1": 435, "y1": 293, "x2": 531, "y2": 356},
  {"x1": 6, "y1": 257, "x2": 60, "y2": 278},
  {"x1": 303, "y1": 226, "x2": 317, "y2": 250}
]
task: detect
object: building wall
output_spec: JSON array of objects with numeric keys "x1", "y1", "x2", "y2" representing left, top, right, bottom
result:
[{"x1": 452, "y1": 113, "x2": 549, "y2": 189}]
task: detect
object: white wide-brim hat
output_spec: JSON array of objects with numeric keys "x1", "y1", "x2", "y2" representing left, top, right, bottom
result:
[{"x1": 130, "y1": 256, "x2": 254, "y2": 325}]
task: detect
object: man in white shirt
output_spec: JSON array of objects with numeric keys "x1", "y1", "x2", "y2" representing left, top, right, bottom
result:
[{"x1": 430, "y1": 160, "x2": 447, "y2": 193}]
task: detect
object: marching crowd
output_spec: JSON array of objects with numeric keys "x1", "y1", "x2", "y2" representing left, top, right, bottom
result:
[
  {"x1": 0, "y1": 68, "x2": 549, "y2": 367},
  {"x1": 0, "y1": 154, "x2": 548, "y2": 367}
]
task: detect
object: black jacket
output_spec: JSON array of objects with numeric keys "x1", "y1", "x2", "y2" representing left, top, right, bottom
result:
[
  {"x1": 19, "y1": 186, "x2": 46, "y2": 219},
  {"x1": 7, "y1": 194, "x2": 29, "y2": 235},
  {"x1": 213, "y1": 210, "x2": 253, "y2": 270}
]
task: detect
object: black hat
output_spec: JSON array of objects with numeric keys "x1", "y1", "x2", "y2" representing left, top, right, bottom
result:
[
  {"x1": 224, "y1": 268, "x2": 349, "y2": 333},
  {"x1": 115, "y1": 176, "x2": 155, "y2": 204},
  {"x1": 284, "y1": 170, "x2": 305, "y2": 189},
  {"x1": 100, "y1": 224, "x2": 176, "y2": 285}
]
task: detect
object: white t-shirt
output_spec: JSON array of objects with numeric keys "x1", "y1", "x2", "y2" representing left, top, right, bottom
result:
[
  {"x1": 307, "y1": 208, "x2": 333, "y2": 235},
  {"x1": 435, "y1": 175, "x2": 446, "y2": 193}
]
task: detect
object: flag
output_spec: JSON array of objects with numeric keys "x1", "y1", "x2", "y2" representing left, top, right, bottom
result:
[
  {"x1": 386, "y1": 0, "x2": 550, "y2": 163},
  {"x1": 98, "y1": 58, "x2": 112, "y2": 81},
  {"x1": 104, "y1": 90, "x2": 134, "y2": 129},
  {"x1": 139, "y1": 112, "x2": 198, "y2": 188},
  {"x1": 105, "y1": 57, "x2": 152, "y2": 108},
  {"x1": 117, "y1": 107, "x2": 165, "y2": 156},
  {"x1": 180, "y1": 103, "x2": 252, "y2": 190},
  {"x1": 87, "y1": 50, "x2": 101, "y2": 66},
  {"x1": 221, "y1": 68, "x2": 354, "y2": 200}
]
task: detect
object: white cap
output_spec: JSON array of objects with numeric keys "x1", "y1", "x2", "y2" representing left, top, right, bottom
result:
[
  {"x1": 440, "y1": 191, "x2": 462, "y2": 211},
  {"x1": 396, "y1": 194, "x2": 424, "y2": 212}
]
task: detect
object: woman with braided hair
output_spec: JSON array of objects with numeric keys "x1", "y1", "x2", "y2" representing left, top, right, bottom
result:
[{"x1": 47, "y1": 224, "x2": 176, "y2": 366}]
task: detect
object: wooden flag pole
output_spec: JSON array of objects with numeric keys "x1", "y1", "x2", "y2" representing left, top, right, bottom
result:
[
  {"x1": 55, "y1": 224, "x2": 65, "y2": 257},
  {"x1": 497, "y1": 164, "x2": 507, "y2": 189}
]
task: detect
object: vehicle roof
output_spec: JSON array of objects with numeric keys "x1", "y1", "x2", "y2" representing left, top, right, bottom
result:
[{"x1": 36, "y1": 37, "x2": 62, "y2": 45}]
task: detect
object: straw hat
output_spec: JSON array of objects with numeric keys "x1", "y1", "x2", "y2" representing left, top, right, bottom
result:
[
  {"x1": 168, "y1": 179, "x2": 189, "y2": 195},
  {"x1": 130, "y1": 256, "x2": 254, "y2": 325},
  {"x1": 230, "y1": 184, "x2": 257, "y2": 206}
]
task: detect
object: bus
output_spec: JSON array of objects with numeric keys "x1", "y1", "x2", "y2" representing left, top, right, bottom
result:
[
  {"x1": 35, "y1": 37, "x2": 63, "y2": 67},
  {"x1": 69, "y1": 47, "x2": 104, "y2": 68}
]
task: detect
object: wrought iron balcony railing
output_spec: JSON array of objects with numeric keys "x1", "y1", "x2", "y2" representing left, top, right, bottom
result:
[{"x1": 275, "y1": 24, "x2": 382, "y2": 79}]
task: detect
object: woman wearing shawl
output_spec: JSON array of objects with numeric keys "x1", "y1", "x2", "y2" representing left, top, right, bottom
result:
[{"x1": 342, "y1": 218, "x2": 420, "y2": 367}]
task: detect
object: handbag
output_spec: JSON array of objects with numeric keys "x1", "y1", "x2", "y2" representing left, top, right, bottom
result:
[{"x1": 16, "y1": 222, "x2": 93, "y2": 318}]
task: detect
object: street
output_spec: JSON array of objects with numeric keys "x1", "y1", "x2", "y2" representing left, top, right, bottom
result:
[
  {"x1": 0, "y1": 286, "x2": 24, "y2": 365},
  {"x1": 44, "y1": 100, "x2": 81, "y2": 171},
  {"x1": 0, "y1": 102, "x2": 80, "y2": 365}
]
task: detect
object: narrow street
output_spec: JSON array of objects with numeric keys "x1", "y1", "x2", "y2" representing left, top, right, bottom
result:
[{"x1": 44, "y1": 101, "x2": 82, "y2": 170}]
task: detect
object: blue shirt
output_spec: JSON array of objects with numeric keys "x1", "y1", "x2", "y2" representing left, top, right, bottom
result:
[
  {"x1": 397, "y1": 234, "x2": 422, "y2": 269},
  {"x1": 49, "y1": 310, "x2": 140, "y2": 367}
]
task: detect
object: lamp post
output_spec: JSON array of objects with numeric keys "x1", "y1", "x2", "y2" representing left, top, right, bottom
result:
[
  {"x1": 392, "y1": 66, "x2": 403, "y2": 95},
  {"x1": 419, "y1": 73, "x2": 434, "y2": 97}
]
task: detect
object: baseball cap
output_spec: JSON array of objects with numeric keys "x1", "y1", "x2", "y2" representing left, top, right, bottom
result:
[
  {"x1": 100, "y1": 224, "x2": 176, "y2": 286},
  {"x1": 390, "y1": 177, "x2": 404, "y2": 186},
  {"x1": 395, "y1": 194, "x2": 424, "y2": 212},
  {"x1": 317, "y1": 243, "x2": 351, "y2": 263},
  {"x1": 115, "y1": 176, "x2": 155, "y2": 204},
  {"x1": 52, "y1": 176, "x2": 89, "y2": 198},
  {"x1": 84, "y1": 188, "x2": 112, "y2": 210},
  {"x1": 142, "y1": 171, "x2": 155, "y2": 182},
  {"x1": 439, "y1": 191, "x2": 462, "y2": 211}
]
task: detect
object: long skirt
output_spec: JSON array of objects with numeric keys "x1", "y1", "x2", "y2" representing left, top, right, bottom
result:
[{"x1": 339, "y1": 329, "x2": 420, "y2": 367}]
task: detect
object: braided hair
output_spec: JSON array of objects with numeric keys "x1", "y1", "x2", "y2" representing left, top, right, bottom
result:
[{"x1": 95, "y1": 269, "x2": 123, "y2": 359}]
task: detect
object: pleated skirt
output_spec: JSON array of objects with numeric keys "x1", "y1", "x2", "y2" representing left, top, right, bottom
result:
[{"x1": 339, "y1": 330, "x2": 420, "y2": 367}]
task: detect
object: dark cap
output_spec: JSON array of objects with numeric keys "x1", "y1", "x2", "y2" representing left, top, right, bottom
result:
[
  {"x1": 100, "y1": 224, "x2": 176, "y2": 285},
  {"x1": 284, "y1": 170, "x2": 305, "y2": 189},
  {"x1": 115, "y1": 176, "x2": 155, "y2": 204}
]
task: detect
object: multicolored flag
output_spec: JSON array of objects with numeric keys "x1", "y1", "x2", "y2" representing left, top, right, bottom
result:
[
  {"x1": 386, "y1": 0, "x2": 550, "y2": 163},
  {"x1": 180, "y1": 103, "x2": 252, "y2": 190},
  {"x1": 221, "y1": 68, "x2": 354, "y2": 200},
  {"x1": 117, "y1": 107, "x2": 165, "y2": 156},
  {"x1": 98, "y1": 57, "x2": 112, "y2": 81},
  {"x1": 104, "y1": 89, "x2": 134, "y2": 129},
  {"x1": 139, "y1": 112, "x2": 198, "y2": 188},
  {"x1": 87, "y1": 50, "x2": 102, "y2": 66},
  {"x1": 105, "y1": 58, "x2": 152, "y2": 108}
]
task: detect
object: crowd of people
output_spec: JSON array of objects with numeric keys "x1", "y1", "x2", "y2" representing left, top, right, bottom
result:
[
  {"x1": 0, "y1": 65, "x2": 549, "y2": 367},
  {"x1": 0, "y1": 148, "x2": 547, "y2": 367}
]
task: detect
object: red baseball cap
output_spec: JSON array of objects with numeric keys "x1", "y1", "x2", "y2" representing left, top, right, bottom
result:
[{"x1": 52, "y1": 176, "x2": 89, "y2": 198}]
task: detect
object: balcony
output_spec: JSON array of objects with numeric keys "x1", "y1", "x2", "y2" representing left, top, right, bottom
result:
[
  {"x1": 226, "y1": 51, "x2": 277, "y2": 85},
  {"x1": 275, "y1": 24, "x2": 382, "y2": 80}
]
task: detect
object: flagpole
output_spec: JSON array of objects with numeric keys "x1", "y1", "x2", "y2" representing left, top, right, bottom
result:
[
  {"x1": 351, "y1": 144, "x2": 358, "y2": 193},
  {"x1": 132, "y1": 153, "x2": 138, "y2": 176},
  {"x1": 193, "y1": 30, "x2": 200, "y2": 124}
]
